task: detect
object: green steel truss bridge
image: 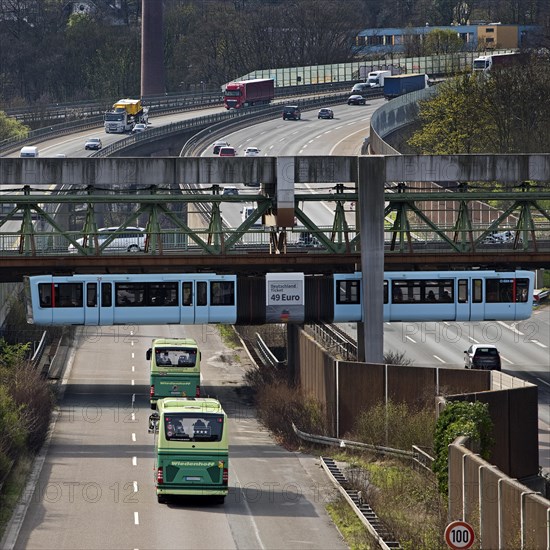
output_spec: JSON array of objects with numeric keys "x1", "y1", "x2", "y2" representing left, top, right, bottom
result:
[{"x1": 0, "y1": 155, "x2": 549, "y2": 282}]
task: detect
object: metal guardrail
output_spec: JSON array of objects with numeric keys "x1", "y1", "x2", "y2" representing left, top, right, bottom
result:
[
  {"x1": 30, "y1": 331, "x2": 47, "y2": 369},
  {"x1": 306, "y1": 323, "x2": 358, "y2": 361},
  {"x1": 292, "y1": 422, "x2": 419, "y2": 462},
  {"x1": 255, "y1": 333, "x2": 285, "y2": 370},
  {"x1": 321, "y1": 456, "x2": 402, "y2": 549}
]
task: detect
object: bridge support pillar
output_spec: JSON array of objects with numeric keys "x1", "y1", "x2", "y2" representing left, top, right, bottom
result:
[{"x1": 358, "y1": 156, "x2": 385, "y2": 364}]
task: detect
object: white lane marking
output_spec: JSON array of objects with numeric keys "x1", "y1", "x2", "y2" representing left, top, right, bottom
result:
[
  {"x1": 433, "y1": 355, "x2": 446, "y2": 363},
  {"x1": 134, "y1": 512, "x2": 139, "y2": 525},
  {"x1": 497, "y1": 320, "x2": 524, "y2": 336},
  {"x1": 535, "y1": 377, "x2": 550, "y2": 387},
  {"x1": 231, "y1": 470, "x2": 266, "y2": 550},
  {"x1": 132, "y1": 433, "x2": 136, "y2": 442},
  {"x1": 132, "y1": 365, "x2": 135, "y2": 372},
  {"x1": 131, "y1": 379, "x2": 135, "y2": 386},
  {"x1": 132, "y1": 456, "x2": 137, "y2": 466},
  {"x1": 532, "y1": 340, "x2": 548, "y2": 348},
  {"x1": 501, "y1": 355, "x2": 513, "y2": 364},
  {"x1": 131, "y1": 412, "x2": 136, "y2": 422},
  {"x1": 133, "y1": 481, "x2": 138, "y2": 492},
  {"x1": 405, "y1": 335, "x2": 416, "y2": 343}
]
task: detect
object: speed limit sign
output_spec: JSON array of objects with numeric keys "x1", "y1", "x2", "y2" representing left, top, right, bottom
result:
[{"x1": 445, "y1": 520, "x2": 475, "y2": 549}]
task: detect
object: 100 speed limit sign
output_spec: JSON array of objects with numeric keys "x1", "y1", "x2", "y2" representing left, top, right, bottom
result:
[{"x1": 445, "y1": 520, "x2": 475, "y2": 549}]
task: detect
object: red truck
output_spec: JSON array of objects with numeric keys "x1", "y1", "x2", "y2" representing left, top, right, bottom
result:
[{"x1": 223, "y1": 78, "x2": 275, "y2": 109}]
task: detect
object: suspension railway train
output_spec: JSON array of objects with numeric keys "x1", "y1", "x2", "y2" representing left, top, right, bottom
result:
[{"x1": 24, "y1": 270, "x2": 534, "y2": 326}]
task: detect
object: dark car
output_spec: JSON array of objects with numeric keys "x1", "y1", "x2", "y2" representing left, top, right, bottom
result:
[
  {"x1": 212, "y1": 140, "x2": 230, "y2": 154},
  {"x1": 282, "y1": 105, "x2": 301, "y2": 120},
  {"x1": 318, "y1": 108, "x2": 334, "y2": 119},
  {"x1": 464, "y1": 344, "x2": 501, "y2": 371},
  {"x1": 347, "y1": 94, "x2": 366, "y2": 105}
]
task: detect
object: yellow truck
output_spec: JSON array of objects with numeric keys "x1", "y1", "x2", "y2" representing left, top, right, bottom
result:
[{"x1": 104, "y1": 98, "x2": 149, "y2": 133}]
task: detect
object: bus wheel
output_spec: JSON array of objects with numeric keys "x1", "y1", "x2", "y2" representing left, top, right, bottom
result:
[
  {"x1": 157, "y1": 494, "x2": 167, "y2": 504},
  {"x1": 214, "y1": 495, "x2": 225, "y2": 504}
]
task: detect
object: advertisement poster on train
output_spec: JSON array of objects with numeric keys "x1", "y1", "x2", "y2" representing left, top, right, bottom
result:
[{"x1": 266, "y1": 273, "x2": 304, "y2": 323}]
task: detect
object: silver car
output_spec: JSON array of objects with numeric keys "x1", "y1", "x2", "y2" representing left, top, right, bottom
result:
[{"x1": 68, "y1": 226, "x2": 146, "y2": 253}]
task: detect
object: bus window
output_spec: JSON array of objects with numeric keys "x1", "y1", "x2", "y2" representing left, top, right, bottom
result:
[{"x1": 164, "y1": 413, "x2": 224, "y2": 442}]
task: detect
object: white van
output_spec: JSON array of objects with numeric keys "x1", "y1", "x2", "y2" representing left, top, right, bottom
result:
[
  {"x1": 19, "y1": 146, "x2": 39, "y2": 158},
  {"x1": 241, "y1": 204, "x2": 262, "y2": 227}
]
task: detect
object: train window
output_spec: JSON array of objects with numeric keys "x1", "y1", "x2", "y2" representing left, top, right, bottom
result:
[
  {"x1": 54, "y1": 283, "x2": 83, "y2": 308},
  {"x1": 392, "y1": 280, "x2": 453, "y2": 303},
  {"x1": 197, "y1": 282, "x2": 207, "y2": 306},
  {"x1": 211, "y1": 281, "x2": 235, "y2": 306},
  {"x1": 458, "y1": 280, "x2": 468, "y2": 303},
  {"x1": 473, "y1": 279, "x2": 482, "y2": 303},
  {"x1": 87, "y1": 283, "x2": 97, "y2": 307},
  {"x1": 148, "y1": 282, "x2": 178, "y2": 306},
  {"x1": 116, "y1": 283, "x2": 145, "y2": 307},
  {"x1": 38, "y1": 283, "x2": 52, "y2": 308},
  {"x1": 336, "y1": 279, "x2": 360, "y2": 304},
  {"x1": 486, "y1": 278, "x2": 517, "y2": 303},
  {"x1": 101, "y1": 283, "x2": 112, "y2": 307},
  {"x1": 182, "y1": 282, "x2": 193, "y2": 306},
  {"x1": 516, "y1": 278, "x2": 529, "y2": 302}
]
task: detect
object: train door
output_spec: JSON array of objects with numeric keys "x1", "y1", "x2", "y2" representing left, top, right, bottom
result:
[
  {"x1": 98, "y1": 282, "x2": 114, "y2": 325},
  {"x1": 194, "y1": 280, "x2": 209, "y2": 324},
  {"x1": 180, "y1": 280, "x2": 196, "y2": 324},
  {"x1": 83, "y1": 281, "x2": 99, "y2": 325},
  {"x1": 468, "y1": 277, "x2": 485, "y2": 321},
  {"x1": 455, "y1": 278, "x2": 473, "y2": 321}
]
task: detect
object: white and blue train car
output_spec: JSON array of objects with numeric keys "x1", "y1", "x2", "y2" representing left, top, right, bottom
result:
[
  {"x1": 25, "y1": 273, "x2": 237, "y2": 326},
  {"x1": 332, "y1": 270, "x2": 534, "y2": 323}
]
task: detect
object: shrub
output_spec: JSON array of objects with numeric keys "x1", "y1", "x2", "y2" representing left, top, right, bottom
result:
[
  {"x1": 255, "y1": 381, "x2": 327, "y2": 445},
  {"x1": 433, "y1": 400, "x2": 494, "y2": 494},
  {"x1": 352, "y1": 400, "x2": 436, "y2": 451}
]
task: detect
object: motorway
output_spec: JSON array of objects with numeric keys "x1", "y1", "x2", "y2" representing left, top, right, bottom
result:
[
  {"x1": 10, "y1": 325, "x2": 346, "y2": 550},
  {"x1": 3, "y1": 98, "x2": 550, "y2": 548}
]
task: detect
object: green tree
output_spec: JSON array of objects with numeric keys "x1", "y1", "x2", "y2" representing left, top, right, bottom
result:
[
  {"x1": 424, "y1": 28, "x2": 465, "y2": 54},
  {"x1": 409, "y1": 57, "x2": 550, "y2": 155},
  {"x1": 408, "y1": 73, "x2": 493, "y2": 154},
  {"x1": 0, "y1": 112, "x2": 29, "y2": 142}
]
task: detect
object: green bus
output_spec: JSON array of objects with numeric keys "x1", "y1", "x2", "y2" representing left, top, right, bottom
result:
[
  {"x1": 149, "y1": 397, "x2": 229, "y2": 504},
  {"x1": 147, "y1": 338, "x2": 201, "y2": 409}
]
